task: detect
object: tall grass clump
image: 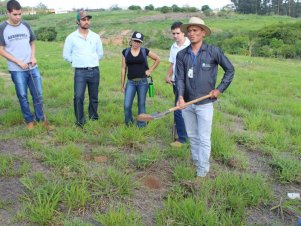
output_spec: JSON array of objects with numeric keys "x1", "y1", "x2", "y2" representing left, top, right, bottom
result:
[
  {"x1": 134, "y1": 148, "x2": 164, "y2": 169},
  {"x1": 94, "y1": 204, "x2": 142, "y2": 226},
  {"x1": 270, "y1": 154, "x2": 301, "y2": 183},
  {"x1": 43, "y1": 144, "x2": 83, "y2": 173},
  {"x1": 157, "y1": 172, "x2": 271, "y2": 225},
  {"x1": 20, "y1": 176, "x2": 62, "y2": 224},
  {"x1": 63, "y1": 179, "x2": 91, "y2": 213},
  {"x1": 0, "y1": 154, "x2": 30, "y2": 176},
  {"x1": 171, "y1": 160, "x2": 195, "y2": 182},
  {"x1": 91, "y1": 167, "x2": 136, "y2": 197},
  {"x1": 0, "y1": 154, "x2": 14, "y2": 176},
  {"x1": 110, "y1": 125, "x2": 147, "y2": 149},
  {"x1": 212, "y1": 126, "x2": 247, "y2": 169}
]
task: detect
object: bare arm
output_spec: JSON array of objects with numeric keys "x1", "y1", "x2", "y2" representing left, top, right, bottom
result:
[
  {"x1": 145, "y1": 51, "x2": 160, "y2": 77},
  {"x1": 165, "y1": 63, "x2": 173, "y2": 84},
  {"x1": 0, "y1": 45, "x2": 29, "y2": 69},
  {"x1": 120, "y1": 55, "x2": 127, "y2": 92},
  {"x1": 30, "y1": 41, "x2": 37, "y2": 66}
]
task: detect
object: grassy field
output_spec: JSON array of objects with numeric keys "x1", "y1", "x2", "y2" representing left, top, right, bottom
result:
[{"x1": 0, "y1": 11, "x2": 300, "y2": 225}]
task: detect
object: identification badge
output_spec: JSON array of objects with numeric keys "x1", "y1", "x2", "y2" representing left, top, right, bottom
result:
[{"x1": 188, "y1": 68, "x2": 193, "y2": 78}]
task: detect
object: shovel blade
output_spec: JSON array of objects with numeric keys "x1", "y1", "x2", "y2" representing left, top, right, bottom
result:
[{"x1": 137, "y1": 110, "x2": 170, "y2": 121}]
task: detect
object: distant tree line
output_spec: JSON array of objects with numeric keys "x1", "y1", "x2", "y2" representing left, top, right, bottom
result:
[
  {"x1": 231, "y1": 0, "x2": 301, "y2": 17},
  {"x1": 128, "y1": 4, "x2": 200, "y2": 13}
]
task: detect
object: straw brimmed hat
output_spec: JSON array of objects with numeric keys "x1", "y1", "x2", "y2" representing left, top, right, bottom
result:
[{"x1": 181, "y1": 17, "x2": 211, "y2": 36}]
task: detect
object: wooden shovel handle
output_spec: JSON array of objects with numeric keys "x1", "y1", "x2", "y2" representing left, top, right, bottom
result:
[{"x1": 168, "y1": 94, "x2": 212, "y2": 112}]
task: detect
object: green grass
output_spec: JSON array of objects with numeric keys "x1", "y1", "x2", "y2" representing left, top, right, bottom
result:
[
  {"x1": 157, "y1": 173, "x2": 271, "y2": 225},
  {"x1": 0, "y1": 154, "x2": 31, "y2": 176},
  {"x1": 0, "y1": 11, "x2": 300, "y2": 225},
  {"x1": 94, "y1": 204, "x2": 142, "y2": 226},
  {"x1": 20, "y1": 176, "x2": 63, "y2": 224}
]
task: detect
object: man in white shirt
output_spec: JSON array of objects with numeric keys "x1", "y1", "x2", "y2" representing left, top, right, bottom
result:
[
  {"x1": 63, "y1": 10, "x2": 104, "y2": 127},
  {"x1": 165, "y1": 21, "x2": 190, "y2": 147}
]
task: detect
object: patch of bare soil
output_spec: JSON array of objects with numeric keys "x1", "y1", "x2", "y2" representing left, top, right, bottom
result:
[
  {"x1": 132, "y1": 160, "x2": 172, "y2": 225},
  {"x1": 99, "y1": 12, "x2": 200, "y2": 46},
  {"x1": 0, "y1": 139, "x2": 51, "y2": 225}
]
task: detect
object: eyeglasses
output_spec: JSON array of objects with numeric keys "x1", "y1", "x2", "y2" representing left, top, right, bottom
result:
[{"x1": 132, "y1": 40, "x2": 142, "y2": 44}]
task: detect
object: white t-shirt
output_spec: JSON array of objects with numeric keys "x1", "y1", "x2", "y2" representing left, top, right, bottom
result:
[{"x1": 168, "y1": 37, "x2": 190, "y2": 81}]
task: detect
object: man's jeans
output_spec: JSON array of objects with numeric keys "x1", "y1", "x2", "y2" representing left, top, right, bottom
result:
[
  {"x1": 173, "y1": 84, "x2": 187, "y2": 143},
  {"x1": 124, "y1": 78, "x2": 148, "y2": 128},
  {"x1": 182, "y1": 103, "x2": 213, "y2": 176},
  {"x1": 10, "y1": 68, "x2": 44, "y2": 123},
  {"x1": 74, "y1": 67, "x2": 100, "y2": 125}
]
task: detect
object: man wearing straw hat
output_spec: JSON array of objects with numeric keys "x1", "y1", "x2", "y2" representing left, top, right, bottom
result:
[{"x1": 176, "y1": 17, "x2": 234, "y2": 178}]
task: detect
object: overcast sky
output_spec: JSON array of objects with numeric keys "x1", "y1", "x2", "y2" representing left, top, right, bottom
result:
[{"x1": 18, "y1": 0, "x2": 232, "y2": 10}]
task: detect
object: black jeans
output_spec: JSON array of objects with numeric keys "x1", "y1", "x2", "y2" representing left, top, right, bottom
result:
[{"x1": 74, "y1": 67, "x2": 100, "y2": 125}]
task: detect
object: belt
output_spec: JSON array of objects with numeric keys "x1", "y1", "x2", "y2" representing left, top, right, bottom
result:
[
  {"x1": 130, "y1": 77, "x2": 145, "y2": 81},
  {"x1": 75, "y1": 66, "x2": 98, "y2": 70}
]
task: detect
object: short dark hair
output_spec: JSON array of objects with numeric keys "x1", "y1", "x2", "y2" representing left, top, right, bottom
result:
[
  {"x1": 171, "y1": 21, "x2": 183, "y2": 30},
  {"x1": 7, "y1": 0, "x2": 21, "y2": 12}
]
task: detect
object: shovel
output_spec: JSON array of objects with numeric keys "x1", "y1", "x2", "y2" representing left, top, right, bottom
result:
[{"x1": 137, "y1": 94, "x2": 211, "y2": 122}]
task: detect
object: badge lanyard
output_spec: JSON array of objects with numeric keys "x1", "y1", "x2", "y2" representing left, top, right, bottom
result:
[
  {"x1": 188, "y1": 46, "x2": 209, "y2": 78},
  {"x1": 188, "y1": 48, "x2": 202, "y2": 78}
]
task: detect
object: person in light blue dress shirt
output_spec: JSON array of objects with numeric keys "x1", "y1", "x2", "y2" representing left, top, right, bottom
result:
[{"x1": 63, "y1": 10, "x2": 104, "y2": 127}]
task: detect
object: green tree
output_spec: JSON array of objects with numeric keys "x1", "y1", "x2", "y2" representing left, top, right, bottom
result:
[
  {"x1": 128, "y1": 5, "x2": 141, "y2": 10},
  {"x1": 159, "y1": 6, "x2": 171, "y2": 13},
  {"x1": 144, "y1": 4, "x2": 154, "y2": 11}
]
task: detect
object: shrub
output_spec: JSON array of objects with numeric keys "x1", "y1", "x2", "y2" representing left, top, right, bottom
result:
[
  {"x1": 222, "y1": 35, "x2": 249, "y2": 55},
  {"x1": 22, "y1": 14, "x2": 39, "y2": 20},
  {"x1": 35, "y1": 27, "x2": 57, "y2": 41}
]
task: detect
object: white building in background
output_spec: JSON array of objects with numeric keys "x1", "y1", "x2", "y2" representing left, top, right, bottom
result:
[{"x1": 55, "y1": 8, "x2": 69, "y2": 14}]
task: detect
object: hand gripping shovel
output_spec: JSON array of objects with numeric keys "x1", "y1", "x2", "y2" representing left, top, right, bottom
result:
[{"x1": 137, "y1": 94, "x2": 211, "y2": 122}]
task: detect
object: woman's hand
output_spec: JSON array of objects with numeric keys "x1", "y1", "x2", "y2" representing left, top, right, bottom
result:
[{"x1": 145, "y1": 69, "x2": 152, "y2": 77}]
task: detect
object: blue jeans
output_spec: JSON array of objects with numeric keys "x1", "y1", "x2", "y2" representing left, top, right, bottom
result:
[
  {"x1": 173, "y1": 84, "x2": 187, "y2": 143},
  {"x1": 10, "y1": 68, "x2": 44, "y2": 123},
  {"x1": 74, "y1": 67, "x2": 100, "y2": 125},
  {"x1": 182, "y1": 103, "x2": 213, "y2": 177},
  {"x1": 124, "y1": 78, "x2": 148, "y2": 128}
]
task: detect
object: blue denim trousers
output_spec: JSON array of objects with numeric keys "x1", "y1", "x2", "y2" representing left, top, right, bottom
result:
[
  {"x1": 173, "y1": 84, "x2": 187, "y2": 143},
  {"x1": 10, "y1": 68, "x2": 44, "y2": 123},
  {"x1": 124, "y1": 78, "x2": 148, "y2": 128},
  {"x1": 74, "y1": 67, "x2": 100, "y2": 125},
  {"x1": 182, "y1": 103, "x2": 213, "y2": 177}
]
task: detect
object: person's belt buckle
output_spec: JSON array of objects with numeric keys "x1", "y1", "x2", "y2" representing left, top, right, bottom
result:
[{"x1": 87, "y1": 67, "x2": 94, "y2": 70}]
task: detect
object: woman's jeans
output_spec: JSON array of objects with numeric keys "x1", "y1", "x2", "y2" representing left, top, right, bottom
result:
[
  {"x1": 74, "y1": 67, "x2": 100, "y2": 125},
  {"x1": 124, "y1": 78, "x2": 148, "y2": 128},
  {"x1": 10, "y1": 68, "x2": 44, "y2": 123},
  {"x1": 182, "y1": 103, "x2": 213, "y2": 177}
]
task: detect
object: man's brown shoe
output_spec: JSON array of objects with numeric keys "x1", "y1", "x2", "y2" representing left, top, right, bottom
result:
[
  {"x1": 170, "y1": 141, "x2": 182, "y2": 148},
  {"x1": 27, "y1": 122, "x2": 34, "y2": 130},
  {"x1": 43, "y1": 121, "x2": 55, "y2": 131}
]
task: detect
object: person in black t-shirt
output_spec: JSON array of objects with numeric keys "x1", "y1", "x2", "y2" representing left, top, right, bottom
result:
[{"x1": 121, "y1": 31, "x2": 160, "y2": 127}]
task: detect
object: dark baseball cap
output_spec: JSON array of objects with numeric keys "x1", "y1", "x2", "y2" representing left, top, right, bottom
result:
[{"x1": 131, "y1": 31, "x2": 144, "y2": 43}]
